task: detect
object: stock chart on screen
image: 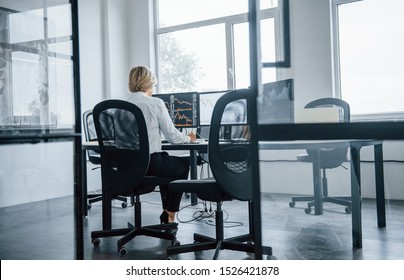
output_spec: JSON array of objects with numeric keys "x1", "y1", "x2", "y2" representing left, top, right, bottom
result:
[{"x1": 155, "y1": 92, "x2": 200, "y2": 128}]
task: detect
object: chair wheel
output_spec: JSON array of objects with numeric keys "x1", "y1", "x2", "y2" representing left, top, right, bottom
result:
[
  {"x1": 345, "y1": 207, "x2": 351, "y2": 214},
  {"x1": 304, "y1": 207, "x2": 311, "y2": 214},
  {"x1": 119, "y1": 247, "x2": 127, "y2": 256},
  {"x1": 267, "y1": 255, "x2": 277, "y2": 260},
  {"x1": 122, "y1": 202, "x2": 127, "y2": 208},
  {"x1": 289, "y1": 201, "x2": 295, "y2": 208},
  {"x1": 171, "y1": 239, "x2": 181, "y2": 246},
  {"x1": 166, "y1": 227, "x2": 178, "y2": 236},
  {"x1": 92, "y1": 238, "x2": 100, "y2": 246}
]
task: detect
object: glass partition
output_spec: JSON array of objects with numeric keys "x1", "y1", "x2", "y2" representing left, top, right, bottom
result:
[
  {"x1": 0, "y1": 0, "x2": 75, "y2": 132},
  {"x1": 0, "y1": 0, "x2": 81, "y2": 260}
]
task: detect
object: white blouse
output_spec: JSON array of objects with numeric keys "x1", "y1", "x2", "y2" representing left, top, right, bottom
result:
[{"x1": 126, "y1": 92, "x2": 190, "y2": 153}]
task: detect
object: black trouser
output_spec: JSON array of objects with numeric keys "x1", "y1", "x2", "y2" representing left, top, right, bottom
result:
[{"x1": 147, "y1": 152, "x2": 189, "y2": 212}]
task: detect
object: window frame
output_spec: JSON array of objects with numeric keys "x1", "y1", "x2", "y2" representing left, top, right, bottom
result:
[
  {"x1": 331, "y1": 0, "x2": 404, "y2": 120},
  {"x1": 331, "y1": 0, "x2": 360, "y2": 102},
  {"x1": 153, "y1": 0, "x2": 281, "y2": 93}
]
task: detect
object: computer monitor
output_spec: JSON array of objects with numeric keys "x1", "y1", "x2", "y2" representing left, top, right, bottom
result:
[
  {"x1": 257, "y1": 79, "x2": 294, "y2": 124},
  {"x1": 154, "y1": 92, "x2": 200, "y2": 128},
  {"x1": 199, "y1": 90, "x2": 228, "y2": 125},
  {"x1": 200, "y1": 90, "x2": 250, "y2": 140}
]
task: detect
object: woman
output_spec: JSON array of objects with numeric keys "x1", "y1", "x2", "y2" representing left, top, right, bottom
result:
[{"x1": 126, "y1": 65, "x2": 196, "y2": 224}]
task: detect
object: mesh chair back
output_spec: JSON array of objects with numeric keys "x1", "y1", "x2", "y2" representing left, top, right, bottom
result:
[
  {"x1": 93, "y1": 100, "x2": 150, "y2": 195},
  {"x1": 305, "y1": 98, "x2": 350, "y2": 169},
  {"x1": 83, "y1": 110, "x2": 115, "y2": 164},
  {"x1": 209, "y1": 89, "x2": 254, "y2": 201}
]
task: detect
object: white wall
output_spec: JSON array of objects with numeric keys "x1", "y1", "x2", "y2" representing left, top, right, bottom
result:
[
  {"x1": 104, "y1": 0, "x2": 131, "y2": 100},
  {"x1": 78, "y1": 0, "x2": 156, "y2": 113},
  {"x1": 127, "y1": 0, "x2": 156, "y2": 71},
  {"x1": 78, "y1": 0, "x2": 133, "y2": 114},
  {"x1": 295, "y1": 0, "x2": 333, "y2": 102},
  {"x1": 280, "y1": 0, "x2": 334, "y2": 111},
  {"x1": 78, "y1": 0, "x2": 106, "y2": 113}
]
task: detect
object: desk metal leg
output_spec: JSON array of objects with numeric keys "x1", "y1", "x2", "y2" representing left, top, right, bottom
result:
[
  {"x1": 190, "y1": 150, "x2": 198, "y2": 205},
  {"x1": 82, "y1": 149, "x2": 88, "y2": 217},
  {"x1": 75, "y1": 140, "x2": 84, "y2": 260},
  {"x1": 312, "y1": 150, "x2": 323, "y2": 215},
  {"x1": 350, "y1": 146, "x2": 362, "y2": 249},
  {"x1": 374, "y1": 143, "x2": 386, "y2": 227}
]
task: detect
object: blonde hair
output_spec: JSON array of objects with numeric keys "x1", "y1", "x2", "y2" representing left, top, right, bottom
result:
[{"x1": 128, "y1": 65, "x2": 157, "y2": 93}]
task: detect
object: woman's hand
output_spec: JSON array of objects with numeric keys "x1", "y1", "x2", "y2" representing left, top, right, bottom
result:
[{"x1": 188, "y1": 132, "x2": 197, "y2": 143}]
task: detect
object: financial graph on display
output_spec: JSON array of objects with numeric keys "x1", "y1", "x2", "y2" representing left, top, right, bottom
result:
[
  {"x1": 155, "y1": 92, "x2": 200, "y2": 128},
  {"x1": 199, "y1": 91, "x2": 227, "y2": 125},
  {"x1": 257, "y1": 79, "x2": 294, "y2": 124}
]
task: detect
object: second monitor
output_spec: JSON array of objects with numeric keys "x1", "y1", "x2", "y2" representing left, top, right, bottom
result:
[
  {"x1": 258, "y1": 79, "x2": 294, "y2": 124},
  {"x1": 154, "y1": 92, "x2": 200, "y2": 128}
]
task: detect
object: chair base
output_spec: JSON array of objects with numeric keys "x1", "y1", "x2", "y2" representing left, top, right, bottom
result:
[
  {"x1": 91, "y1": 222, "x2": 179, "y2": 256},
  {"x1": 87, "y1": 194, "x2": 128, "y2": 209},
  {"x1": 289, "y1": 195, "x2": 351, "y2": 214},
  {"x1": 167, "y1": 232, "x2": 272, "y2": 260}
]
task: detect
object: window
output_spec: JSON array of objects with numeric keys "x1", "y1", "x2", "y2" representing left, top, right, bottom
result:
[
  {"x1": 1, "y1": 3, "x2": 75, "y2": 128},
  {"x1": 155, "y1": 0, "x2": 280, "y2": 93},
  {"x1": 332, "y1": 0, "x2": 404, "y2": 119},
  {"x1": 158, "y1": 24, "x2": 227, "y2": 92},
  {"x1": 233, "y1": 18, "x2": 277, "y2": 89}
]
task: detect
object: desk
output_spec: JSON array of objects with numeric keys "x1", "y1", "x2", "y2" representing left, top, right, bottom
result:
[
  {"x1": 259, "y1": 139, "x2": 385, "y2": 249},
  {"x1": 83, "y1": 139, "x2": 385, "y2": 249}
]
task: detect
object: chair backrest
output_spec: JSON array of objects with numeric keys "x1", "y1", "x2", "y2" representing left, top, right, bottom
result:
[
  {"x1": 83, "y1": 109, "x2": 115, "y2": 164},
  {"x1": 305, "y1": 97, "x2": 350, "y2": 169},
  {"x1": 83, "y1": 110, "x2": 96, "y2": 142},
  {"x1": 92, "y1": 100, "x2": 150, "y2": 195},
  {"x1": 208, "y1": 89, "x2": 254, "y2": 201}
]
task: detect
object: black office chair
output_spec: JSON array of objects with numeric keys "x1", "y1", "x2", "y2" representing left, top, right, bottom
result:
[
  {"x1": 90, "y1": 100, "x2": 179, "y2": 256},
  {"x1": 82, "y1": 110, "x2": 128, "y2": 209},
  {"x1": 289, "y1": 98, "x2": 351, "y2": 214},
  {"x1": 166, "y1": 89, "x2": 273, "y2": 260}
]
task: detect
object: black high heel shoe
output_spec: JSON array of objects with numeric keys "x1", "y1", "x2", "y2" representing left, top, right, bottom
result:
[
  {"x1": 160, "y1": 211, "x2": 169, "y2": 224},
  {"x1": 160, "y1": 211, "x2": 178, "y2": 237}
]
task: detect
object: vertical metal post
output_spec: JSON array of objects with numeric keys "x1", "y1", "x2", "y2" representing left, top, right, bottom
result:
[
  {"x1": 71, "y1": 0, "x2": 84, "y2": 260},
  {"x1": 248, "y1": 0, "x2": 263, "y2": 260},
  {"x1": 350, "y1": 146, "x2": 362, "y2": 249},
  {"x1": 374, "y1": 143, "x2": 386, "y2": 227}
]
